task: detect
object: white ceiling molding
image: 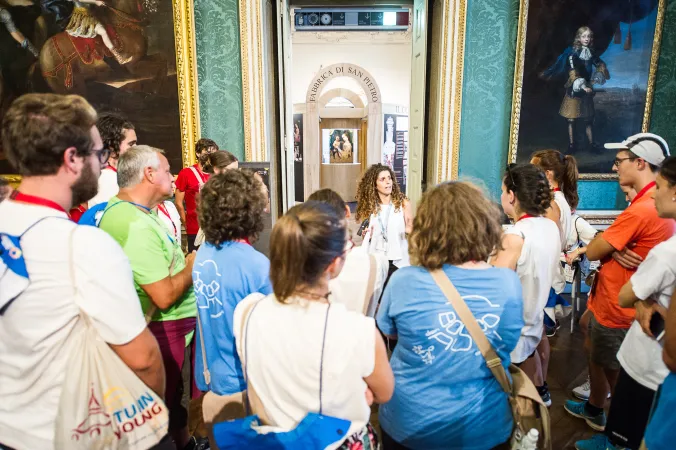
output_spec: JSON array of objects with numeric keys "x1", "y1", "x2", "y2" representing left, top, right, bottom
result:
[{"x1": 291, "y1": 30, "x2": 412, "y2": 45}]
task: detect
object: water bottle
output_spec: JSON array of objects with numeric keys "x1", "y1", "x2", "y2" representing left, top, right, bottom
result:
[{"x1": 519, "y1": 428, "x2": 539, "y2": 450}]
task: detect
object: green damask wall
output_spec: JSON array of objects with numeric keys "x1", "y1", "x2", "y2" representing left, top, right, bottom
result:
[
  {"x1": 193, "y1": 0, "x2": 245, "y2": 160},
  {"x1": 459, "y1": 0, "x2": 676, "y2": 210}
]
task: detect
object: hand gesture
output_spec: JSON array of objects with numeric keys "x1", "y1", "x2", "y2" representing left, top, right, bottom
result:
[
  {"x1": 612, "y1": 245, "x2": 642, "y2": 270},
  {"x1": 565, "y1": 249, "x2": 580, "y2": 266},
  {"x1": 635, "y1": 300, "x2": 667, "y2": 338},
  {"x1": 184, "y1": 250, "x2": 197, "y2": 271},
  {"x1": 583, "y1": 87, "x2": 593, "y2": 94}
]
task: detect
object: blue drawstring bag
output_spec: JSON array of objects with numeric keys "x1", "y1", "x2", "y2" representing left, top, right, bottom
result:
[{"x1": 212, "y1": 300, "x2": 351, "y2": 450}]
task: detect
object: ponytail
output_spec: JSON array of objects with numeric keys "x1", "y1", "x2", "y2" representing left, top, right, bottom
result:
[
  {"x1": 269, "y1": 201, "x2": 346, "y2": 302},
  {"x1": 531, "y1": 149, "x2": 579, "y2": 210},
  {"x1": 562, "y1": 154, "x2": 579, "y2": 211}
]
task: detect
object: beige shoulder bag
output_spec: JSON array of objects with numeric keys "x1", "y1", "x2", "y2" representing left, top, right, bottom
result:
[{"x1": 429, "y1": 269, "x2": 552, "y2": 450}]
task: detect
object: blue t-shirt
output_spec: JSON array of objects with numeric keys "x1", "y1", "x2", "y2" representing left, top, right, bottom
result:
[
  {"x1": 376, "y1": 265, "x2": 524, "y2": 450},
  {"x1": 645, "y1": 372, "x2": 676, "y2": 450},
  {"x1": 193, "y1": 241, "x2": 273, "y2": 395}
]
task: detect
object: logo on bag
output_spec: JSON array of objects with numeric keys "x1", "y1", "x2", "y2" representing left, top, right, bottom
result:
[
  {"x1": 71, "y1": 387, "x2": 113, "y2": 441},
  {"x1": 71, "y1": 385, "x2": 166, "y2": 442}
]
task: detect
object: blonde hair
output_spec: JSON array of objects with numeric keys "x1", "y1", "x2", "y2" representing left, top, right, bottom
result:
[{"x1": 573, "y1": 26, "x2": 593, "y2": 50}]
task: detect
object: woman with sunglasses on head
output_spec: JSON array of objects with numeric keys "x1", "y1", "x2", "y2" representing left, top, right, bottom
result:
[
  {"x1": 203, "y1": 150, "x2": 239, "y2": 174},
  {"x1": 492, "y1": 164, "x2": 561, "y2": 406},
  {"x1": 232, "y1": 201, "x2": 394, "y2": 449}
]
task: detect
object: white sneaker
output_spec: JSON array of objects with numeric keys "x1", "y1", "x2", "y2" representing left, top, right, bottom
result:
[
  {"x1": 572, "y1": 376, "x2": 611, "y2": 401},
  {"x1": 573, "y1": 378, "x2": 590, "y2": 400}
]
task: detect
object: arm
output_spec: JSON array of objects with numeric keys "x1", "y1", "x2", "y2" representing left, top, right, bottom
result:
[
  {"x1": 403, "y1": 199, "x2": 413, "y2": 234},
  {"x1": 586, "y1": 234, "x2": 617, "y2": 262},
  {"x1": 664, "y1": 290, "x2": 676, "y2": 372},
  {"x1": 139, "y1": 252, "x2": 196, "y2": 310},
  {"x1": 174, "y1": 190, "x2": 187, "y2": 229},
  {"x1": 110, "y1": 329, "x2": 166, "y2": 398},
  {"x1": 491, "y1": 233, "x2": 524, "y2": 271},
  {"x1": 364, "y1": 329, "x2": 394, "y2": 403},
  {"x1": 545, "y1": 202, "x2": 563, "y2": 240},
  {"x1": 618, "y1": 279, "x2": 640, "y2": 308},
  {"x1": 0, "y1": 9, "x2": 38, "y2": 57}
]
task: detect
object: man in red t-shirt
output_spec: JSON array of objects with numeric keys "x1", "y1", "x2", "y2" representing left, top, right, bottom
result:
[
  {"x1": 175, "y1": 138, "x2": 218, "y2": 252},
  {"x1": 565, "y1": 133, "x2": 675, "y2": 431}
]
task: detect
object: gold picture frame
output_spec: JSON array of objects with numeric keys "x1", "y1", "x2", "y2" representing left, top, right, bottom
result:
[
  {"x1": 508, "y1": 0, "x2": 666, "y2": 180},
  {"x1": 1, "y1": 0, "x2": 200, "y2": 186}
]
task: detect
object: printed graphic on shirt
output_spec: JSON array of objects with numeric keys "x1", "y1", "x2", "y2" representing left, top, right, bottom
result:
[
  {"x1": 412, "y1": 345, "x2": 436, "y2": 365},
  {"x1": 425, "y1": 295, "x2": 501, "y2": 356},
  {"x1": 193, "y1": 260, "x2": 224, "y2": 319}
]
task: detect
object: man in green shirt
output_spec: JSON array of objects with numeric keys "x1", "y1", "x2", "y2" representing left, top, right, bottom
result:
[{"x1": 98, "y1": 145, "x2": 200, "y2": 450}]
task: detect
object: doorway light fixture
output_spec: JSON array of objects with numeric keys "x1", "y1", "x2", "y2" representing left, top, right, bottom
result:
[{"x1": 294, "y1": 7, "x2": 409, "y2": 32}]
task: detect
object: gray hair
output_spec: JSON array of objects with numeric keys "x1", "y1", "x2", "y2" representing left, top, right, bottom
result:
[{"x1": 117, "y1": 145, "x2": 165, "y2": 188}]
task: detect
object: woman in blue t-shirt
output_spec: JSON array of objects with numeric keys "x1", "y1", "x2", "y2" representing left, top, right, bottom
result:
[
  {"x1": 192, "y1": 169, "x2": 272, "y2": 436},
  {"x1": 376, "y1": 181, "x2": 524, "y2": 450}
]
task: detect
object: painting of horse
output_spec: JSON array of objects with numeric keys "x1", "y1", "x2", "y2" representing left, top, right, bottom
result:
[{"x1": 0, "y1": 0, "x2": 187, "y2": 177}]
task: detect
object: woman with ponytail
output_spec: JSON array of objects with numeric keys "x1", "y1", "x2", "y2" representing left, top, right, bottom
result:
[
  {"x1": 492, "y1": 164, "x2": 561, "y2": 406},
  {"x1": 232, "y1": 201, "x2": 393, "y2": 449}
]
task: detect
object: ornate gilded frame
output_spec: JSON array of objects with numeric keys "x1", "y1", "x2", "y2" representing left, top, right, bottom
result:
[
  {"x1": 507, "y1": 0, "x2": 666, "y2": 180},
  {"x1": 2, "y1": 1, "x2": 200, "y2": 186}
]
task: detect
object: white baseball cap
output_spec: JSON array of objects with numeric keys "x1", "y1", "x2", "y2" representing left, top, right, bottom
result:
[{"x1": 605, "y1": 133, "x2": 670, "y2": 166}]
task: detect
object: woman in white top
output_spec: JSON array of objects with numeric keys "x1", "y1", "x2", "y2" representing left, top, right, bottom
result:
[
  {"x1": 492, "y1": 164, "x2": 561, "y2": 406},
  {"x1": 356, "y1": 164, "x2": 413, "y2": 275},
  {"x1": 571, "y1": 156, "x2": 676, "y2": 450},
  {"x1": 233, "y1": 201, "x2": 394, "y2": 450}
]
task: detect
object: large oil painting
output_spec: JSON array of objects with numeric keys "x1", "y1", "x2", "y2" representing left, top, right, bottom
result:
[
  {"x1": 510, "y1": 0, "x2": 665, "y2": 177},
  {"x1": 0, "y1": 0, "x2": 198, "y2": 181}
]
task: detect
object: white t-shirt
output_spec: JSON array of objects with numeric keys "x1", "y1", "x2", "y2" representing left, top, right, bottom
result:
[
  {"x1": 363, "y1": 204, "x2": 410, "y2": 268},
  {"x1": 0, "y1": 200, "x2": 147, "y2": 450},
  {"x1": 553, "y1": 191, "x2": 572, "y2": 251},
  {"x1": 88, "y1": 167, "x2": 119, "y2": 207},
  {"x1": 617, "y1": 235, "x2": 676, "y2": 391},
  {"x1": 566, "y1": 214, "x2": 599, "y2": 250},
  {"x1": 506, "y1": 217, "x2": 561, "y2": 363},
  {"x1": 158, "y1": 200, "x2": 182, "y2": 242},
  {"x1": 329, "y1": 246, "x2": 388, "y2": 316},
  {"x1": 233, "y1": 294, "x2": 376, "y2": 447}
]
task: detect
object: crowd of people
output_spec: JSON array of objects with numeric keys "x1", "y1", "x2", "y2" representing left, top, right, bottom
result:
[{"x1": 1, "y1": 92, "x2": 676, "y2": 450}]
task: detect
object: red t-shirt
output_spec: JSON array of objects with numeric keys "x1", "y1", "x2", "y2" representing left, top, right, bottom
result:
[
  {"x1": 588, "y1": 184, "x2": 675, "y2": 329},
  {"x1": 175, "y1": 164, "x2": 209, "y2": 234}
]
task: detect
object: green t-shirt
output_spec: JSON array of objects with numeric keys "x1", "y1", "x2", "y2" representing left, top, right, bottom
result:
[{"x1": 98, "y1": 197, "x2": 196, "y2": 321}]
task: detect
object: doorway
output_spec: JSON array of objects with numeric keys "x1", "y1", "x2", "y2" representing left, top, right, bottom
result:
[{"x1": 276, "y1": 2, "x2": 428, "y2": 211}]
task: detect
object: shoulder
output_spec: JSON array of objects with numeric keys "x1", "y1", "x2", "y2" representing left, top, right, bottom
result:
[
  {"x1": 329, "y1": 302, "x2": 375, "y2": 332},
  {"x1": 73, "y1": 225, "x2": 129, "y2": 265},
  {"x1": 648, "y1": 236, "x2": 676, "y2": 261}
]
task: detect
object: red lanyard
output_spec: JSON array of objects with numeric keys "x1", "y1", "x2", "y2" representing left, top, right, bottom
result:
[
  {"x1": 157, "y1": 203, "x2": 178, "y2": 238},
  {"x1": 10, "y1": 190, "x2": 69, "y2": 217},
  {"x1": 552, "y1": 187, "x2": 561, "y2": 192},
  {"x1": 633, "y1": 181, "x2": 656, "y2": 203},
  {"x1": 517, "y1": 214, "x2": 535, "y2": 222},
  {"x1": 106, "y1": 165, "x2": 117, "y2": 173},
  {"x1": 194, "y1": 165, "x2": 208, "y2": 183},
  {"x1": 236, "y1": 238, "x2": 252, "y2": 246}
]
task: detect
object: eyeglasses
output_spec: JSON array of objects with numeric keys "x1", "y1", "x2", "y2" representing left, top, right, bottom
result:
[
  {"x1": 613, "y1": 157, "x2": 637, "y2": 168},
  {"x1": 93, "y1": 148, "x2": 111, "y2": 164}
]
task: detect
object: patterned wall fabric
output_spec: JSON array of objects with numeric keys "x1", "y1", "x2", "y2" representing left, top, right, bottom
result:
[
  {"x1": 459, "y1": 0, "x2": 676, "y2": 210},
  {"x1": 194, "y1": 0, "x2": 245, "y2": 160}
]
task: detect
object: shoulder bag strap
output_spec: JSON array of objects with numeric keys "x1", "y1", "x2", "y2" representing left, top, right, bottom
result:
[
  {"x1": 189, "y1": 166, "x2": 205, "y2": 188},
  {"x1": 429, "y1": 269, "x2": 512, "y2": 394},
  {"x1": 362, "y1": 254, "x2": 378, "y2": 315},
  {"x1": 195, "y1": 308, "x2": 211, "y2": 386}
]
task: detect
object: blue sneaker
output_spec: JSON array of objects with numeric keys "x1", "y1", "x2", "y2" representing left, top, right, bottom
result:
[
  {"x1": 575, "y1": 434, "x2": 622, "y2": 450},
  {"x1": 564, "y1": 400, "x2": 607, "y2": 431}
]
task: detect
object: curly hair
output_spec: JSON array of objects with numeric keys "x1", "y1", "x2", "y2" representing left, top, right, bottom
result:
[
  {"x1": 504, "y1": 163, "x2": 552, "y2": 216},
  {"x1": 409, "y1": 182, "x2": 503, "y2": 269},
  {"x1": 97, "y1": 113, "x2": 135, "y2": 160},
  {"x1": 355, "y1": 164, "x2": 406, "y2": 222},
  {"x1": 195, "y1": 138, "x2": 218, "y2": 156},
  {"x1": 197, "y1": 169, "x2": 267, "y2": 247}
]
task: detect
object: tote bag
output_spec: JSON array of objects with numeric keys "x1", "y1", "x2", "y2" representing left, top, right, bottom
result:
[{"x1": 54, "y1": 227, "x2": 169, "y2": 449}]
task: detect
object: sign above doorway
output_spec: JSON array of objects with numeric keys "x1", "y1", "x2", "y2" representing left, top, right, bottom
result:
[{"x1": 295, "y1": 8, "x2": 410, "y2": 32}]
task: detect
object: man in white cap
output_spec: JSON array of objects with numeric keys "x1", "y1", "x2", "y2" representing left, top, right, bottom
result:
[{"x1": 565, "y1": 133, "x2": 675, "y2": 433}]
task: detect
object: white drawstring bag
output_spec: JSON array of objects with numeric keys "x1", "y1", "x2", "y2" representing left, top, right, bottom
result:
[{"x1": 54, "y1": 226, "x2": 169, "y2": 449}]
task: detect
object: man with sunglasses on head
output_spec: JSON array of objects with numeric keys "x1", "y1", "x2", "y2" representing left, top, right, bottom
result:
[
  {"x1": 565, "y1": 133, "x2": 675, "y2": 434},
  {"x1": 0, "y1": 94, "x2": 166, "y2": 449}
]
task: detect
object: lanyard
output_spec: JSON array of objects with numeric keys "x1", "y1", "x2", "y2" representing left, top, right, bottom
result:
[
  {"x1": 104, "y1": 200, "x2": 177, "y2": 246},
  {"x1": 517, "y1": 214, "x2": 535, "y2": 222},
  {"x1": 377, "y1": 204, "x2": 392, "y2": 243},
  {"x1": 552, "y1": 187, "x2": 561, "y2": 192},
  {"x1": 633, "y1": 181, "x2": 656, "y2": 203},
  {"x1": 157, "y1": 203, "x2": 178, "y2": 239},
  {"x1": 10, "y1": 191, "x2": 69, "y2": 217},
  {"x1": 106, "y1": 165, "x2": 117, "y2": 173}
]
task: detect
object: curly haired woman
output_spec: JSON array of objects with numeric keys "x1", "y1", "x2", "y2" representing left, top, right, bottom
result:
[
  {"x1": 356, "y1": 164, "x2": 413, "y2": 276},
  {"x1": 191, "y1": 169, "x2": 272, "y2": 442},
  {"x1": 492, "y1": 163, "x2": 561, "y2": 406}
]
